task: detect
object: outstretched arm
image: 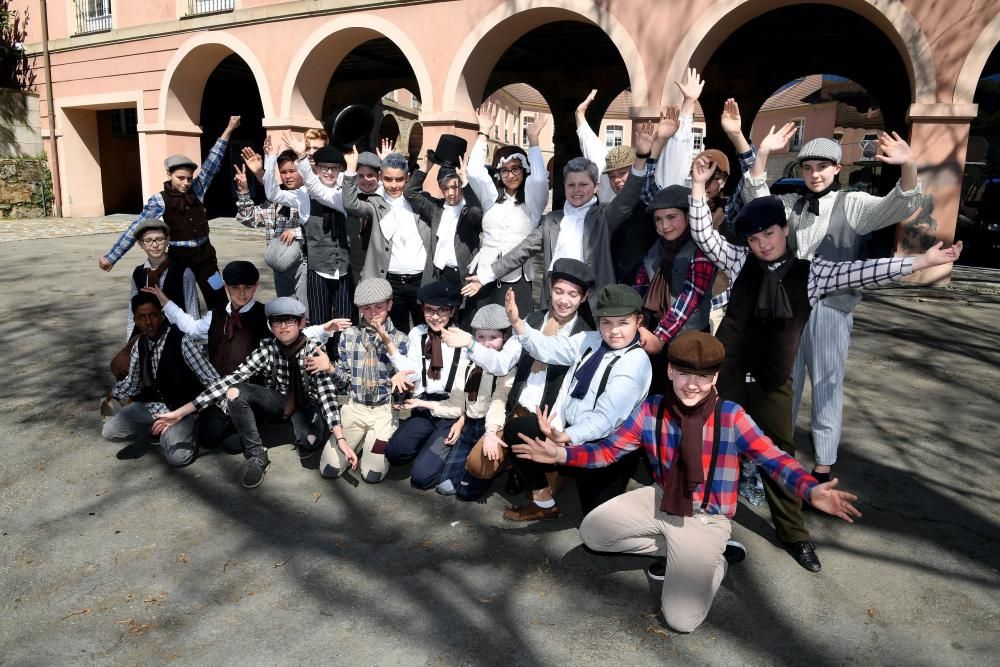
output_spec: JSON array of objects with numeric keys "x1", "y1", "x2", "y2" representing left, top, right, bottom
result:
[{"x1": 193, "y1": 116, "x2": 239, "y2": 200}]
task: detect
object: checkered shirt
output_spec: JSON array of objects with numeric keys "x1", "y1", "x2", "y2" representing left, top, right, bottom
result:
[
  {"x1": 334, "y1": 322, "x2": 410, "y2": 406},
  {"x1": 104, "y1": 138, "x2": 228, "y2": 265},
  {"x1": 563, "y1": 396, "x2": 818, "y2": 517},
  {"x1": 111, "y1": 330, "x2": 221, "y2": 417},
  {"x1": 235, "y1": 194, "x2": 303, "y2": 243}
]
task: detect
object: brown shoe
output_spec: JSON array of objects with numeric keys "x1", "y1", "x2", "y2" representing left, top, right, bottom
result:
[{"x1": 503, "y1": 501, "x2": 560, "y2": 522}]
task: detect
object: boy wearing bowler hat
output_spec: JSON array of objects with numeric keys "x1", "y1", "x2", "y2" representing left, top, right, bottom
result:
[
  {"x1": 688, "y1": 157, "x2": 961, "y2": 571},
  {"x1": 502, "y1": 282, "x2": 653, "y2": 520},
  {"x1": 512, "y1": 331, "x2": 863, "y2": 633},
  {"x1": 404, "y1": 135, "x2": 484, "y2": 313},
  {"x1": 99, "y1": 116, "x2": 241, "y2": 310},
  {"x1": 152, "y1": 297, "x2": 350, "y2": 489}
]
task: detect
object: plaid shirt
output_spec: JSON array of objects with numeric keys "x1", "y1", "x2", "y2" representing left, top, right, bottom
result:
[
  {"x1": 235, "y1": 193, "x2": 303, "y2": 243},
  {"x1": 688, "y1": 197, "x2": 914, "y2": 305},
  {"x1": 104, "y1": 138, "x2": 228, "y2": 265},
  {"x1": 564, "y1": 396, "x2": 818, "y2": 517},
  {"x1": 111, "y1": 330, "x2": 221, "y2": 417},
  {"x1": 334, "y1": 322, "x2": 410, "y2": 406},
  {"x1": 652, "y1": 249, "x2": 716, "y2": 344},
  {"x1": 194, "y1": 337, "x2": 341, "y2": 427}
]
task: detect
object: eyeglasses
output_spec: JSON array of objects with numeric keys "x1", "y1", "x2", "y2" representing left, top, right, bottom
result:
[
  {"x1": 268, "y1": 316, "x2": 300, "y2": 327},
  {"x1": 498, "y1": 166, "x2": 523, "y2": 177},
  {"x1": 422, "y1": 306, "x2": 453, "y2": 319},
  {"x1": 316, "y1": 165, "x2": 340, "y2": 174},
  {"x1": 141, "y1": 236, "x2": 168, "y2": 247}
]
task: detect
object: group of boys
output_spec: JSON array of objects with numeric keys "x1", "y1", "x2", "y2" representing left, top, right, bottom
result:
[{"x1": 96, "y1": 73, "x2": 962, "y2": 633}]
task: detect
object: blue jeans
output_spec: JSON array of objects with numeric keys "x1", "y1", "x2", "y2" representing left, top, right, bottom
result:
[
  {"x1": 385, "y1": 407, "x2": 456, "y2": 489},
  {"x1": 439, "y1": 417, "x2": 485, "y2": 488}
]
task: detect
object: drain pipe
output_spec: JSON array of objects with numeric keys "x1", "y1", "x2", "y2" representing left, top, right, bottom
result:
[{"x1": 39, "y1": 0, "x2": 63, "y2": 217}]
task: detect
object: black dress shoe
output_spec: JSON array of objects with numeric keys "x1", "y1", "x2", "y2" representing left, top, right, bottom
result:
[{"x1": 783, "y1": 540, "x2": 821, "y2": 572}]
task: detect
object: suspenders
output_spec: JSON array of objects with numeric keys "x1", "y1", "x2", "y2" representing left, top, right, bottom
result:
[
  {"x1": 574, "y1": 340, "x2": 643, "y2": 409},
  {"x1": 420, "y1": 333, "x2": 461, "y2": 394},
  {"x1": 465, "y1": 364, "x2": 499, "y2": 398},
  {"x1": 655, "y1": 397, "x2": 724, "y2": 512}
]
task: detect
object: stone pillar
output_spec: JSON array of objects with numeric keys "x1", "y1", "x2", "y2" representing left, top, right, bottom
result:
[{"x1": 898, "y1": 104, "x2": 978, "y2": 284}]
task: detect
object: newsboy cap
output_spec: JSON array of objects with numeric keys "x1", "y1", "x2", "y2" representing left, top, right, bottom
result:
[
  {"x1": 222, "y1": 260, "x2": 260, "y2": 286},
  {"x1": 592, "y1": 284, "x2": 642, "y2": 317},
  {"x1": 354, "y1": 277, "x2": 393, "y2": 306},
  {"x1": 734, "y1": 196, "x2": 787, "y2": 239},
  {"x1": 667, "y1": 331, "x2": 726, "y2": 374},
  {"x1": 695, "y1": 149, "x2": 730, "y2": 175},
  {"x1": 647, "y1": 184, "x2": 691, "y2": 213},
  {"x1": 549, "y1": 258, "x2": 595, "y2": 291},
  {"x1": 797, "y1": 138, "x2": 842, "y2": 165},
  {"x1": 312, "y1": 145, "x2": 346, "y2": 166},
  {"x1": 265, "y1": 297, "x2": 306, "y2": 318},
  {"x1": 603, "y1": 145, "x2": 636, "y2": 173},
  {"x1": 417, "y1": 280, "x2": 461, "y2": 308},
  {"x1": 357, "y1": 152, "x2": 382, "y2": 171},
  {"x1": 470, "y1": 304, "x2": 510, "y2": 331},
  {"x1": 164, "y1": 154, "x2": 197, "y2": 172},
  {"x1": 134, "y1": 219, "x2": 170, "y2": 239}
]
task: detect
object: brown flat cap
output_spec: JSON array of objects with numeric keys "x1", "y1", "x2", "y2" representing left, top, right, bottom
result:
[
  {"x1": 695, "y1": 149, "x2": 730, "y2": 175},
  {"x1": 604, "y1": 145, "x2": 636, "y2": 173},
  {"x1": 667, "y1": 331, "x2": 726, "y2": 374}
]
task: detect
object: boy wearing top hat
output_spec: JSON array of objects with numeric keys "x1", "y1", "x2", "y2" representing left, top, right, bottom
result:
[
  {"x1": 103, "y1": 293, "x2": 220, "y2": 467},
  {"x1": 502, "y1": 283, "x2": 653, "y2": 520},
  {"x1": 152, "y1": 297, "x2": 350, "y2": 489},
  {"x1": 512, "y1": 331, "x2": 863, "y2": 633},
  {"x1": 99, "y1": 116, "x2": 241, "y2": 310},
  {"x1": 404, "y1": 135, "x2": 483, "y2": 301},
  {"x1": 744, "y1": 127, "x2": 925, "y2": 483},
  {"x1": 306, "y1": 278, "x2": 411, "y2": 483},
  {"x1": 689, "y1": 157, "x2": 961, "y2": 571},
  {"x1": 385, "y1": 281, "x2": 470, "y2": 489}
]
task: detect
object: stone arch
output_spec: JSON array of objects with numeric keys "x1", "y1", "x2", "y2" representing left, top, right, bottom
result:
[
  {"x1": 157, "y1": 32, "x2": 273, "y2": 128},
  {"x1": 280, "y1": 16, "x2": 434, "y2": 126},
  {"x1": 954, "y1": 14, "x2": 1000, "y2": 104},
  {"x1": 661, "y1": 0, "x2": 936, "y2": 107},
  {"x1": 442, "y1": 0, "x2": 648, "y2": 115}
]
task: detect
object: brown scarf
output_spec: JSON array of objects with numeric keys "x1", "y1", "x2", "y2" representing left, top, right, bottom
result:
[
  {"x1": 643, "y1": 234, "x2": 690, "y2": 321},
  {"x1": 145, "y1": 256, "x2": 171, "y2": 289},
  {"x1": 529, "y1": 316, "x2": 562, "y2": 373},
  {"x1": 279, "y1": 334, "x2": 308, "y2": 418},
  {"x1": 224, "y1": 305, "x2": 243, "y2": 341},
  {"x1": 661, "y1": 388, "x2": 718, "y2": 517},
  {"x1": 424, "y1": 330, "x2": 444, "y2": 380},
  {"x1": 465, "y1": 366, "x2": 484, "y2": 402}
]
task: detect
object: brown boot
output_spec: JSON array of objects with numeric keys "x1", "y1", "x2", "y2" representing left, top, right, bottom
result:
[{"x1": 503, "y1": 501, "x2": 560, "y2": 522}]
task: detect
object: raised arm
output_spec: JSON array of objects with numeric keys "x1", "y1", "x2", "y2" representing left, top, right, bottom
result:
[
  {"x1": 467, "y1": 104, "x2": 500, "y2": 210},
  {"x1": 193, "y1": 116, "x2": 239, "y2": 200},
  {"x1": 403, "y1": 169, "x2": 440, "y2": 223},
  {"x1": 517, "y1": 325, "x2": 585, "y2": 367},
  {"x1": 689, "y1": 158, "x2": 748, "y2": 276},
  {"x1": 524, "y1": 115, "x2": 551, "y2": 222},
  {"x1": 842, "y1": 131, "x2": 922, "y2": 234},
  {"x1": 654, "y1": 68, "x2": 703, "y2": 189},
  {"x1": 263, "y1": 155, "x2": 303, "y2": 210},
  {"x1": 744, "y1": 122, "x2": 797, "y2": 201},
  {"x1": 575, "y1": 89, "x2": 610, "y2": 192},
  {"x1": 809, "y1": 241, "x2": 961, "y2": 301}
]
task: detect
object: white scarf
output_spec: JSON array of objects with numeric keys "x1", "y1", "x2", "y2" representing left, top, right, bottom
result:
[{"x1": 551, "y1": 196, "x2": 597, "y2": 268}]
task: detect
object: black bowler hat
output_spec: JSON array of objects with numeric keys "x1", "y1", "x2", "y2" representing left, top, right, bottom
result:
[
  {"x1": 222, "y1": 260, "x2": 260, "y2": 286},
  {"x1": 313, "y1": 145, "x2": 346, "y2": 167},
  {"x1": 734, "y1": 196, "x2": 787, "y2": 239},
  {"x1": 417, "y1": 280, "x2": 461, "y2": 307},
  {"x1": 549, "y1": 258, "x2": 595, "y2": 291},
  {"x1": 647, "y1": 184, "x2": 691, "y2": 213},
  {"x1": 427, "y1": 134, "x2": 468, "y2": 169}
]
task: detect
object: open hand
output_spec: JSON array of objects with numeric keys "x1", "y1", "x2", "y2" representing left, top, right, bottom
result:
[
  {"x1": 377, "y1": 138, "x2": 396, "y2": 160},
  {"x1": 535, "y1": 405, "x2": 571, "y2": 443},
  {"x1": 305, "y1": 347, "x2": 332, "y2": 374},
  {"x1": 476, "y1": 101, "x2": 498, "y2": 134},
  {"x1": 526, "y1": 114, "x2": 548, "y2": 146},
  {"x1": 634, "y1": 121, "x2": 656, "y2": 156},
  {"x1": 576, "y1": 89, "x2": 598, "y2": 124},
  {"x1": 504, "y1": 287, "x2": 520, "y2": 327},
  {"x1": 511, "y1": 434, "x2": 564, "y2": 464},
  {"x1": 444, "y1": 417, "x2": 464, "y2": 445},
  {"x1": 674, "y1": 67, "x2": 705, "y2": 102},
  {"x1": 482, "y1": 432, "x2": 507, "y2": 461},
  {"x1": 916, "y1": 240, "x2": 963, "y2": 269},
  {"x1": 461, "y1": 275, "x2": 483, "y2": 298},
  {"x1": 720, "y1": 98, "x2": 742, "y2": 136},
  {"x1": 758, "y1": 122, "x2": 797, "y2": 155},
  {"x1": 279, "y1": 229, "x2": 297, "y2": 246},
  {"x1": 654, "y1": 106, "x2": 681, "y2": 146},
  {"x1": 391, "y1": 370, "x2": 415, "y2": 393},
  {"x1": 441, "y1": 326, "x2": 473, "y2": 349},
  {"x1": 152, "y1": 409, "x2": 184, "y2": 435},
  {"x1": 282, "y1": 131, "x2": 307, "y2": 159},
  {"x1": 875, "y1": 131, "x2": 914, "y2": 166},
  {"x1": 140, "y1": 284, "x2": 169, "y2": 306},
  {"x1": 808, "y1": 478, "x2": 862, "y2": 523},
  {"x1": 691, "y1": 156, "x2": 718, "y2": 185}
]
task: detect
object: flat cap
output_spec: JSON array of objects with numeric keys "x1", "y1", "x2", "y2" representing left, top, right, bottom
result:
[
  {"x1": 592, "y1": 284, "x2": 642, "y2": 317},
  {"x1": 357, "y1": 151, "x2": 382, "y2": 171},
  {"x1": 470, "y1": 304, "x2": 510, "y2": 331},
  {"x1": 667, "y1": 331, "x2": 726, "y2": 374},
  {"x1": 265, "y1": 296, "x2": 306, "y2": 318},
  {"x1": 354, "y1": 277, "x2": 393, "y2": 306},
  {"x1": 797, "y1": 138, "x2": 842, "y2": 165},
  {"x1": 264, "y1": 238, "x2": 302, "y2": 272},
  {"x1": 734, "y1": 196, "x2": 787, "y2": 239},
  {"x1": 312, "y1": 145, "x2": 346, "y2": 166},
  {"x1": 549, "y1": 258, "x2": 595, "y2": 291},
  {"x1": 134, "y1": 218, "x2": 169, "y2": 238},
  {"x1": 164, "y1": 154, "x2": 197, "y2": 172},
  {"x1": 222, "y1": 260, "x2": 260, "y2": 286},
  {"x1": 417, "y1": 280, "x2": 461, "y2": 308},
  {"x1": 695, "y1": 149, "x2": 730, "y2": 175},
  {"x1": 604, "y1": 145, "x2": 636, "y2": 173},
  {"x1": 647, "y1": 184, "x2": 691, "y2": 212}
]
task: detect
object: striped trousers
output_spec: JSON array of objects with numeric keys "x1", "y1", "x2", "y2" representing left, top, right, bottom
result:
[
  {"x1": 791, "y1": 299, "x2": 853, "y2": 466},
  {"x1": 306, "y1": 269, "x2": 354, "y2": 326}
]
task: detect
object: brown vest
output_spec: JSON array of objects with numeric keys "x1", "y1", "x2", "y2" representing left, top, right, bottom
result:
[
  {"x1": 161, "y1": 182, "x2": 210, "y2": 241},
  {"x1": 206, "y1": 302, "x2": 270, "y2": 375}
]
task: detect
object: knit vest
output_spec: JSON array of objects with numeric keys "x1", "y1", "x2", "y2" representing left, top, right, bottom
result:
[
  {"x1": 131, "y1": 260, "x2": 187, "y2": 310},
  {"x1": 716, "y1": 257, "x2": 812, "y2": 393},
  {"x1": 304, "y1": 199, "x2": 352, "y2": 276},
  {"x1": 134, "y1": 325, "x2": 205, "y2": 410},
  {"x1": 160, "y1": 183, "x2": 210, "y2": 241},
  {"x1": 806, "y1": 192, "x2": 863, "y2": 313},
  {"x1": 506, "y1": 311, "x2": 592, "y2": 416},
  {"x1": 669, "y1": 239, "x2": 715, "y2": 333},
  {"x1": 206, "y1": 301, "x2": 270, "y2": 376}
]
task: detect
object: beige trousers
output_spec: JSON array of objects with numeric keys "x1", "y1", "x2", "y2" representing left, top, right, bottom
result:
[
  {"x1": 319, "y1": 401, "x2": 397, "y2": 483},
  {"x1": 579, "y1": 485, "x2": 731, "y2": 633},
  {"x1": 709, "y1": 305, "x2": 727, "y2": 335}
]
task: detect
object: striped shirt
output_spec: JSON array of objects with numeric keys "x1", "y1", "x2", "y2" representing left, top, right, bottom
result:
[
  {"x1": 104, "y1": 138, "x2": 228, "y2": 265},
  {"x1": 194, "y1": 337, "x2": 341, "y2": 427},
  {"x1": 563, "y1": 396, "x2": 818, "y2": 517},
  {"x1": 111, "y1": 330, "x2": 221, "y2": 417}
]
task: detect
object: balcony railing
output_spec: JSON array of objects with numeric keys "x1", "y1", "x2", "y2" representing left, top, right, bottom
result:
[
  {"x1": 75, "y1": 0, "x2": 112, "y2": 35},
  {"x1": 187, "y1": 0, "x2": 235, "y2": 16}
]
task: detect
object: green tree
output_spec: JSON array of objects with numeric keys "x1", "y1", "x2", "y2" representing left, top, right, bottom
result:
[{"x1": 0, "y1": 0, "x2": 33, "y2": 90}]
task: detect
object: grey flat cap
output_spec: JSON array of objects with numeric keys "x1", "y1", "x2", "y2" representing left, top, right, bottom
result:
[
  {"x1": 134, "y1": 218, "x2": 169, "y2": 238},
  {"x1": 470, "y1": 304, "x2": 510, "y2": 330},
  {"x1": 264, "y1": 237, "x2": 302, "y2": 273},
  {"x1": 797, "y1": 138, "x2": 842, "y2": 165},
  {"x1": 164, "y1": 154, "x2": 198, "y2": 172},
  {"x1": 354, "y1": 277, "x2": 392, "y2": 306},
  {"x1": 265, "y1": 297, "x2": 306, "y2": 318},
  {"x1": 357, "y1": 152, "x2": 382, "y2": 171}
]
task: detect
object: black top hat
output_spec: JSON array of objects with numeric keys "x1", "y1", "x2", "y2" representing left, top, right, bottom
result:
[{"x1": 427, "y1": 134, "x2": 468, "y2": 169}]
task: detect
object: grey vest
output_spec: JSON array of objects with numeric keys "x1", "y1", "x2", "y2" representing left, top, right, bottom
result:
[
  {"x1": 304, "y1": 199, "x2": 351, "y2": 277},
  {"x1": 808, "y1": 192, "x2": 863, "y2": 312},
  {"x1": 641, "y1": 238, "x2": 714, "y2": 332}
]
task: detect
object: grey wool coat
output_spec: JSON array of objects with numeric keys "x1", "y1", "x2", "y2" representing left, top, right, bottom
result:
[{"x1": 485, "y1": 169, "x2": 645, "y2": 306}]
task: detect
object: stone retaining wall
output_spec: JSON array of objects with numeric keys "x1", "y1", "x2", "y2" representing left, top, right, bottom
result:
[{"x1": 0, "y1": 158, "x2": 51, "y2": 218}]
